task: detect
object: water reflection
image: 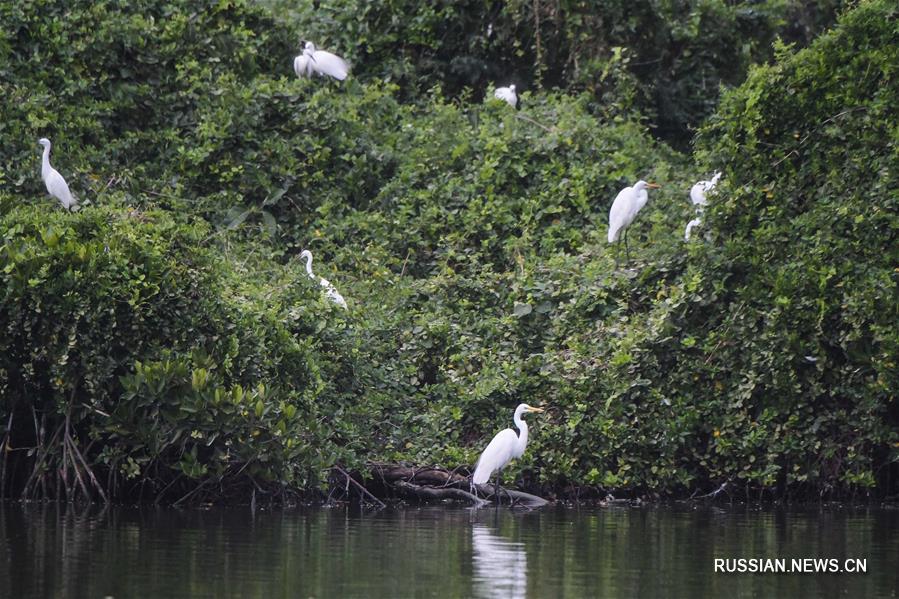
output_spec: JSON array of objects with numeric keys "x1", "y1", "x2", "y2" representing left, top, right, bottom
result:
[
  {"x1": 1, "y1": 503, "x2": 897, "y2": 598},
  {"x1": 471, "y1": 522, "x2": 527, "y2": 598}
]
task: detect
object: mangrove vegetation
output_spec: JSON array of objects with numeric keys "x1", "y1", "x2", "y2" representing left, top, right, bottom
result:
[{"x1": 0, "y1": 0, "x2": 896, "y2": 505}]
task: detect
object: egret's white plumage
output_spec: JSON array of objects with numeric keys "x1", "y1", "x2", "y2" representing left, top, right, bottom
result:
[
  {"x1": 684, "y1": 217, "x2": 702, "y2": 241},
  {"x1": 608, "y1": 180, "x2": 659, "y2": 244},
  {"x1": 689, "y1": 171, "x2": 721, "y2": 208},
  {"x1": 685, "y1": 172, "x2": 720, "y2": 241},
  {"x1": 38, "y1": 138, "x2": 76, "y2": 210},
  {"x1": 298, "y1": 41, "x2": 349, "y2": 81},
  {"x1": 300, "y1": 249, "x2": 347, "y2": 309},
  {"x1": 293, "y1": 53, "x2": 313, "y2": 78},
  {"x1": 494, "y1": 84, "x2": 518, "y2": 108},
  {"x1": 472, "y1": 403, "x2": 543, "y2": 485}
]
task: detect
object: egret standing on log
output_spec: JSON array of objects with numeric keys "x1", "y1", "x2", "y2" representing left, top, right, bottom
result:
[
  {"x1": 299, "y1": 249, "x2": 348, "y2": 308},
  {"x1": 296, "y1": 41, "x2": 349, "y2": 81},
  {"x1": 608, "y1": 180, "x2": 660, "y2": 264},
  {"x1": 38, "y1": 138, "x2": 77, "y2": 211},
  {"x1": 472, "y1": 404, "x2": 544, "y2": 499},
  {"x1": 494, "y1": 84, "x2": 518, "y2": 108}
]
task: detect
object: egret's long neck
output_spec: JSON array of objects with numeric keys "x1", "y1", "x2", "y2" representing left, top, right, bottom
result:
[
  {"x1": 41, "y1": 145, "x2": 51, "y2": 177},
  {"x1": 513, "y1": 412, "x2": 529, "y2": 457},
  {"x1": 636, "y1": 189, "x2": 649, "y2": 211},
  {"x1": 303, "y1": 255, "x2": 314, "y2": 276}
]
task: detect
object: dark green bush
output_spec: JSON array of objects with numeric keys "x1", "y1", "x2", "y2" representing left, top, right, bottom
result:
[
  {"x1": 0, "y1": 203, "x2": 363, "y2": 501},
  {"x1": 0, "y1": 0, "x2": 895, "y2": 504},
  {"x1": 270, "y1": 0, "x2": 845, "y2": 143},
  {"x1": 522, "y1": 0, "x2": 899, "y2": 497}
]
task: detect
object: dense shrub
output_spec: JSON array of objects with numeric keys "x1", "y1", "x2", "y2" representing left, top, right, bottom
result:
[
  {"x1": 0, "y1": 0, "x2": 895, "y2": 503},
  {"x1": 514, "y1": 0, "x2": 899, "y2": 498},
  {"x1": 0, "y1": 203, "x2": 362, "y2": 500},
  {"x1": 270, "y1": 0, "x2": 845, "y2": 143}
]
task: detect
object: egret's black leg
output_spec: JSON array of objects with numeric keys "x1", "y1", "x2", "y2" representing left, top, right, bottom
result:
[{"x1": 624, "y1": 228, "x2": 631, "y2": 263}]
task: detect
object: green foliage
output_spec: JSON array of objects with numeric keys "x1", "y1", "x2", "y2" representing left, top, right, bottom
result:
[
  {"x1": 0, "y1": 0, "x2": 895, "y2": 504},
  {"x1": 0, "y1": 203, "x2": 363, "y2": 500},
  {"x1": 268, "y1": 0, "x2": 845, "y2": 142},
  {"x1": 683, "y1": 0, "x2": 899, "y2": 494}
]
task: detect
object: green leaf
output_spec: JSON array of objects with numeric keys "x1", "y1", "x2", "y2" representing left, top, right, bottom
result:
[{"x1": 513, "y1": 302, "x2": 532, "y2": 317}]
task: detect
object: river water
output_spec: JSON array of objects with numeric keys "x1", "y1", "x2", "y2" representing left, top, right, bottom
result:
[{"x1": 1, "y1": 503, "x2": 897, "y2": 598}]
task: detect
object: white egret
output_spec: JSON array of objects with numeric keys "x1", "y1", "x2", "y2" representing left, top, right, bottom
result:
[
  {"x1": 689, "y1": 171, "x2": 721, "y2": 208},
  {"x1": 494, "y1": 84, "x2": 518, "y2": 108},
  {"x1": 297, "y1": 41, "x2": 349, "y2": 81},
  {"x1": 607, "y1": 179, "x2": 660, "y2": 263},
  {"x1": 38, "y1": 138, "x2": 77, "y2": 210},
  {"x1": 293, "y1": 52, "x2": 313, "y2": 78},
  {"x1": 472, "y1": 404, "x2": 544, "y2": 497},
  {"x1": 299, "y1": 249, "x2": 348, "y2": 308},
  {"x1": 684, "y1": 217, "x2": 702, "y2": 241}
]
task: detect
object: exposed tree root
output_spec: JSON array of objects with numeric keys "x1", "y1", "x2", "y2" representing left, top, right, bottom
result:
[
  {"x1": 471, "y1": 483, "x2": 549, "y2": 508},
  {"x1": 370, "y1": 464, "x2": 550, "y2": 509},
  {"x1": 18, "y1": 402, "x2": 109, "y2": 503},
  {"x1": 394, "y1": 481, "x2": 490, "y2": 508}
]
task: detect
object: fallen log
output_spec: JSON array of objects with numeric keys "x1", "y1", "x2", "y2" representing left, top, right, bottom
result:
[
  {"x1": 472, "y1": 483, "x2": 549, "y2": 509},
  {"x1": 373, "y1": 464, "x2": 469, "y2": 487},
  {"x1": 394, "y1": 481, "x2": 490, "y2": 508},
  {"x1": 370, "y1": 464, "x2": 549, "y2": 509}
]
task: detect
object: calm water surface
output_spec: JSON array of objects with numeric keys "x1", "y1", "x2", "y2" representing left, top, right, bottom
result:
[{"x1": 1, "y1": 503, "x2": 897, "y2": 598}]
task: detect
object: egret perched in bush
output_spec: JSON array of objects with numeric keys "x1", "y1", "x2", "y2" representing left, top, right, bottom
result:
[
  {"x1": 38, "y1": 138, "x2": 77, "y2": 210},
  {"x1": 472, "y1": 404, "x2": 544, "y2": 495},
  {"x1": 685, "y1": 172, "x2": 720, "y2": 240},
  {"x1": 295, "y1": 41, "x2": 349, "y2": 81},
  {"x1": 293, "y1": 52, "x2": 312, "y2": 78},
  {"x1": 607, "y1": 180, "x2": 660, "y2": 263},
  {"x1": 690, "y1": 171, "x2": 721, "y2": 207},
  {"x1": 494, "y1": 84, "x2": 518, "y2": 108},
  {"x1": 684, "y1": 217, "x2": 702, "y2": 241},
  {"x1": 299, "y1": 249, "x2": 347, "y2": 308}
]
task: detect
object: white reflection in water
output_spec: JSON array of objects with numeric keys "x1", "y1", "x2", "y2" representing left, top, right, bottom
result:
[{"x1": 471, "y1": 524, "x2": 527, "y2": 598}]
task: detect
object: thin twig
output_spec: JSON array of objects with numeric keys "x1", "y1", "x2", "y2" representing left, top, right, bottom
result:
[
  {"x1": 173, "y1": 479, "x2": 211, "y2": 507},
  {"x1": 333, "y1": 466, "x2": 386, "y2": 508},
  {"x1": 515, "y1": 113, "x2": 553, "y2": 133},
  {"x1": 0, "y1": 411, "x2": 12, "y2": 498},
  {"x1": 696, "y1": 481, "x2": 729, "y2": 499},
  {"x1": 400, "y1": 248, "x2": 412, "y2": 277},
  {"x1": 771, "y1": 149, "x2": 799, "y2": 168}
]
